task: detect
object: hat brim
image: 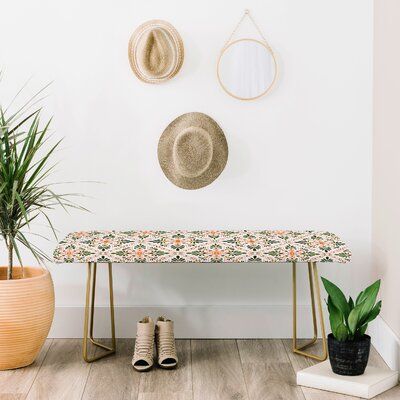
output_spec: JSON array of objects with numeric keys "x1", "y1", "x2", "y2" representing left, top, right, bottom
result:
[{"x1": 158, "y1": 113, "x2": 228, "y2": 190}]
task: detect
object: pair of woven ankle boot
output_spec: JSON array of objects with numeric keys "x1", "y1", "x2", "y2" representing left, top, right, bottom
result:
[{"x1": 132, "y1": 316, "x2": 178, "y2": 371}]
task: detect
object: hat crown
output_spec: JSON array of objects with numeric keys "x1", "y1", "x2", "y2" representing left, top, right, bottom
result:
[
  {"x1": 158, "y1": 112, "x2": 228, "y2": 190},
  {"x1": 140, "y1": 28, "x2": 175, "y2": 77},
  {"x1": 172, "y1": 127, "x2": 213, "y2": 178}
]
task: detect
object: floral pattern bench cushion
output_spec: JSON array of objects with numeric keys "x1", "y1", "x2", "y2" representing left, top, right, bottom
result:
[{"x1": 53, "y1": 230, "x2": 351, "y2": 264}]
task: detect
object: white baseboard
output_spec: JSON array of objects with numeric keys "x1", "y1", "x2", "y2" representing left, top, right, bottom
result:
[
  {"x1": 49, "y1": 305, "x2": 327, "y2": 339},
  {"x1": 369, "y1": 316, "x2": 400, "y2": 371}
]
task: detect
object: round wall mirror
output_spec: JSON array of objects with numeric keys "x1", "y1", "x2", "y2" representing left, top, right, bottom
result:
[{"x1": 217, "y1": 38, "x2": 277, "y2": 101}]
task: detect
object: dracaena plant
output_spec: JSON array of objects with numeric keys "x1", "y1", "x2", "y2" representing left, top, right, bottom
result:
[
  {"x1": 0, "y1": 81, "x2": 84, "y2": 279},
  {"x1": 321, "y1": 277, "x2": 382, "y2": 341}
]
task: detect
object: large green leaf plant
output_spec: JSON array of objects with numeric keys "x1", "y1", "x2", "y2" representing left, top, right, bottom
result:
[
  {"x1": 321, "y1": 277, "x2": 382, "y2": 341},
  {"x1": 0, "y1": 80, "x2": 84, "y2": 279}
]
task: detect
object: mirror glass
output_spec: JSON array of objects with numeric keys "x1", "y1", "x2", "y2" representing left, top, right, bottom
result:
[{"x1": 217, "y1": 39, "x2": 277, "y2": 100}]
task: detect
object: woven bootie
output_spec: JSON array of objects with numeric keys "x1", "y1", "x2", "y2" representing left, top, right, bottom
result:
[
  {"x1": 155, "y1": 316, "x2": 178, "y2": 369},
  {"x1": 132, "y1": 316, "x2": 154, "y2": 371}
]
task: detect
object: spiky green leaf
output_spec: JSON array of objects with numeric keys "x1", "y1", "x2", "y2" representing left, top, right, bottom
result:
[
  {"x1": 358, "y1": 280, "x2": 381, "y2": 324},
  {"x1": 334, "y1": 323, "x2": 349, "y2": 341},
  {"x1": 348, "y1": 302, "x2": 364, "y2": 335},
  {"x1": 348, "y1": 296, "x2": 354, "y2": 310},
  {"x1": 321, "y1": 277, "x2": 350, "y2": 319},
  {"x1": 0, "y1": 81, "x2": 87, "y2": 278}
]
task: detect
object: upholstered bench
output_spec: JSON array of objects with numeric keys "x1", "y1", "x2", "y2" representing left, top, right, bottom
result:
[{"x1": 53, "y1": 230, "x2": 351, "y2": 363}]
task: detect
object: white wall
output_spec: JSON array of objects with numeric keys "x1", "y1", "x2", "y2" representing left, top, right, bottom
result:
[
  {"x1": 371, "y1": 0, "x2": 400, "y2": 370},
  {"x1": 0, "y1": 0, "x2": 373, "y2": 337}
]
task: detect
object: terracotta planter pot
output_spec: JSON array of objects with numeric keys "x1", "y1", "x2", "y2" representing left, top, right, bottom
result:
[{"x1": 0, "y1": 266, "x2": 54, "y2": 370}]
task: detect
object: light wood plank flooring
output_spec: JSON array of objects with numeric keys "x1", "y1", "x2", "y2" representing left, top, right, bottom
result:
[{"x1": 0, "y1": 339, "x2": 398, "y2": 400}]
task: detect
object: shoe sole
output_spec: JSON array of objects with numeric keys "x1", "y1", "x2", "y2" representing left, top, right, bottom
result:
[
  {"x1": 132, "y1": 364, "x2": 153, "y2": 372},
  {"x1": 158, "y1": 363, "x2": 177, "y2": 369}
]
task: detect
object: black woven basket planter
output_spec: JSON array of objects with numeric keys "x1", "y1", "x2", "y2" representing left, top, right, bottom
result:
[{"x1": 328, "y1": 333, "x2": 371, "y2": 376}]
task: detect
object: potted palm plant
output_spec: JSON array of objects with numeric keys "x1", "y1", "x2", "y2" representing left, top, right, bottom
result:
[
  {"x1": 321, "y1": 277, "x2": 382, "y2": 376},
  {"x1": 0, "y1": 83, "x2": 82, "y2": 369}
]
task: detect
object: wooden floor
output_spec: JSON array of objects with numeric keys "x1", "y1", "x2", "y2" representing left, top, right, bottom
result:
[{"x1": 0, "y1": 339, "x2": 399, "y2": 400}]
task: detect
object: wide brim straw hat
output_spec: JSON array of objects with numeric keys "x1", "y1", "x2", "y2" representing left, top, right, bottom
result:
[
  {"x1": 158, "y1": 113, "x2": 228, "y2": 190},
  {"x1": 128, "y1": 20, "x2": 184, "y2": 83}
]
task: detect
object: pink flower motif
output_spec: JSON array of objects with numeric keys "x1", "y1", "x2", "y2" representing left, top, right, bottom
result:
[
  {"x1": 75, "y1": 231, "x2": 88, "y2": 238},
  {"x1": 211, "y1": 249, "x2": 222, "y2": 258},
  {"x1": 136, "y1": 249, "x2": 144, "y2": 258},
  {"x1": 65, "y1": 249, "x2": 75, "y2": 258},
  {"x1": 288, "y1": 248, "x2": 302, "y2": 258},
  {"x1": 209, "y1": 230, "x2": 220, "y2": 237}
]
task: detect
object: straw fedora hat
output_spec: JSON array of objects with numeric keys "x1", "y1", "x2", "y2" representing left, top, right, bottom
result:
[
  {"x1": 128, "y1": 20, "x2": 184, "y2": 83},
  {"x1": 158, "y1": 113, "x2": 228, "y2": 190}
]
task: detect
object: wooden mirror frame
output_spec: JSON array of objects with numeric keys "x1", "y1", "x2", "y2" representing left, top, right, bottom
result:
[{"x1": 217, "y1": 38, "x2": 278, "y2": 101}]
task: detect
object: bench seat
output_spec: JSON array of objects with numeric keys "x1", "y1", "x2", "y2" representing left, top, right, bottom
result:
[{"x1": 53, "y1": 230, "x2": 351, "y2": 264}]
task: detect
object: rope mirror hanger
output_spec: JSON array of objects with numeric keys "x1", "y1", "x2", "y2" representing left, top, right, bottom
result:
[{"x1": 217, "y1": 9, "x2": 278, "y2": 101}]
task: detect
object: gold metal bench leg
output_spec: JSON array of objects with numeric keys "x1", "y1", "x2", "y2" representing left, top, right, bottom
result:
[
  {"x1": 292, "y1": 261, "x2": 328, "y2": 361},
  {"x1": 83, "y1": 262, "x2": 116, "y2": 362}
]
